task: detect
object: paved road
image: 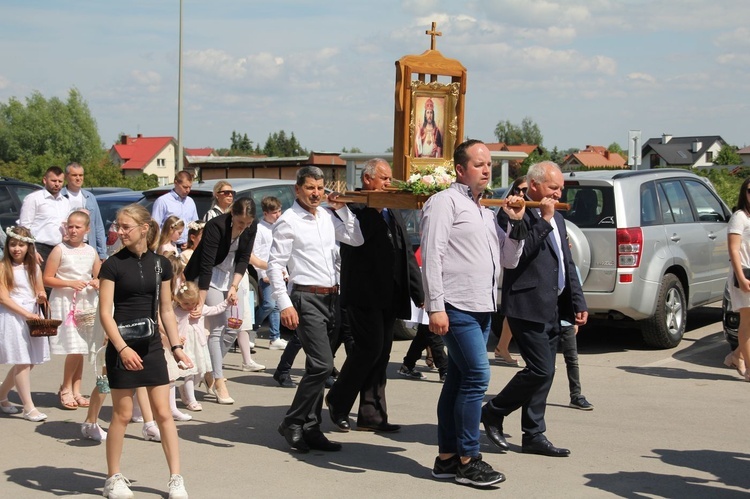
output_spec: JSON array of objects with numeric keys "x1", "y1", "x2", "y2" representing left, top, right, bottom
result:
[{"x1": 1, "y1": 305, "x2": 748, "y2": 498}]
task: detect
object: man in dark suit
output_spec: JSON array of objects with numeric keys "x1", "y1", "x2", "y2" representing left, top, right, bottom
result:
[
  {"x1": 326, "y1": 158, "x2": 424, "y2": 432},
  {"x1": 482, "y1": 161, "x2": 588, "y2": 457}
]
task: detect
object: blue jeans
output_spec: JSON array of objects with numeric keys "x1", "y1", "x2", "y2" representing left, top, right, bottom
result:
[
  {"x1": 256, "y1": 280, "x2": 280, "y2": 340},
  {"x1": 437, "y1": 304, "x2": 492, "y2": 458}
]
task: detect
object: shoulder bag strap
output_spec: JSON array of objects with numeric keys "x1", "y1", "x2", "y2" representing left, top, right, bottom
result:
[{"x1": 153, "y1": 254, "x2": 163, "y2": 322}]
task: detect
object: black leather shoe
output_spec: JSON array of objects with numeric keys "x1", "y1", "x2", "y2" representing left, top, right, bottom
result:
[
  {"x1": 273, "y1": 371, "x2": 296, "y2": 388},
  {"x1": 303, "y1": 430, "x2": 342, "y2": 451},
  {"x1": 522, "y1": 436, "x2": 570, "y2": 457},
  {"x1": 277, "y1": 421, "x2": 309, "y2": 453},
  {"x1": 325, "y1": 395, "x2": 351, "y2": 432},
  {"x1": 481, "y1": 405, "x2": 509, "y2": 451},
  {"x1": 356, "y1": 422, "x2": 401, "y2": 433}
]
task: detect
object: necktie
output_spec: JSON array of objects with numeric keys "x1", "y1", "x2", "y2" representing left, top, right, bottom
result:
[{"x1": 549, "y1": 230, "x2": 566, "y2": 295}]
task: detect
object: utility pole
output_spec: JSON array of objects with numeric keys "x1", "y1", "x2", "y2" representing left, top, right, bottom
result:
[{"x1": 176, "y1": 0, "x2": 184, "y2": 173}]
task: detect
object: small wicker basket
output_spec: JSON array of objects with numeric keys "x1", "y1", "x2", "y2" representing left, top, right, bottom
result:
[
  {"x1": 227, "y1": 304, "x2": 243, "y2": 330},
  {"x1": 27, "y1": 301, "x2": 62, "y2": 337}
]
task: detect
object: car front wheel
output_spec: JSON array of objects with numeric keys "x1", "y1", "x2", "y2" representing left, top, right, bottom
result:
[{"x1": 641, "y1": 273, "x2": 686, "y2": 349}]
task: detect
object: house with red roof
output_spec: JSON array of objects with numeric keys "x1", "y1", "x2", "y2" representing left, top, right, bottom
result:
[
  {"x1": 561, "y1": 145, "x2": 627, "y2": 170},
  {"x1": 109, "y1": 134, "x2": 177, "y2": 186}
]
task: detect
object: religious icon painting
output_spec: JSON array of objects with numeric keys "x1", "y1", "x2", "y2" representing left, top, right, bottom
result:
[{"x1": 408, "y1": 81, "x2": 459, "y2": 170}]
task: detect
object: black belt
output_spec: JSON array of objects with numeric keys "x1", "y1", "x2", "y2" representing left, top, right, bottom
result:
[{"x1": 292, "y1": 284, "x2": 339, "y2": 295}]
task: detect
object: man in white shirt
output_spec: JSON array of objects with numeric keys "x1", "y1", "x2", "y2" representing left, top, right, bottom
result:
[
  {"x1": 18, "y1": 166, "x2": 70, "y2": 267},
  {"x1": 268, "y1": 166, "x2": 364, "y2": 453},
  {"x1": 252, "y1": 196, "x2": 285, "y2": 349}
]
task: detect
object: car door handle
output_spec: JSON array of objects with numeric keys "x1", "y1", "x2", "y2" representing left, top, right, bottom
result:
[
  {"x1": 670, "y1": 234, "x2": 681, "y2": 242},
  {"x1": 708, "y1": 233, "x2": 717, "y2": 240}
]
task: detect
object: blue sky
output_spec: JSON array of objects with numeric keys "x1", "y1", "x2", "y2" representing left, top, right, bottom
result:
[{"x1": 2, "y1": 0, "x2": 749, "y2": 155}]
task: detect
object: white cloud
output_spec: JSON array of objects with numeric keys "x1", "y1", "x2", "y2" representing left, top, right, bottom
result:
[
  {"x1": 483, "y1": 0, "x2": 591, "y2": 26},
  {"x1": 717, "y1": 53, "x2": 750, "y2": 66},
  {"x1": 131, "y1": 70, "x2": 162, "y2": 93},
  {"x1": 627, "y1": 72, "x2": 657, "y2": 85},
  {"x1": 184, "y1": 49, "x2": 248, "y2": 80},
  {"x1": 0, "y1": 75, "x2": 9, "y2": 90},
  {"x1": 715, "y1": 27, "x2": 750, "y2": 47}
]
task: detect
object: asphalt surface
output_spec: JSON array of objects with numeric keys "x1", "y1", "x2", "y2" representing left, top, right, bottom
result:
[{"x1": 1, "y1": 305, "x2": 748, "y2": 498}]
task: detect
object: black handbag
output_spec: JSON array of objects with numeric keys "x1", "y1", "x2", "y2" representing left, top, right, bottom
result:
[
  {"x1": 734, "y1": 268, "x2": 750, "y2": 288},
  {"x1": 117, "y1": 256, "x2": 162, "y2": 346}
]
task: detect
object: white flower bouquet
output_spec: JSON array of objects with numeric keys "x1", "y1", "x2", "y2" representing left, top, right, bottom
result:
[{"x1": 395, "y1": 162, "x2": 456, "y2": 196}]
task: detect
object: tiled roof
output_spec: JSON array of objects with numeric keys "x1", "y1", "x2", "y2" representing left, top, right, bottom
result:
[
  {"x1": 564, "y1": 150, "x2": 626, "y2": 168},
  {"x1": 111, "y1": 135, "x2": 175, "y2": 170},
  {"x1": 184, "y1": 147, "x2": 213, "y2": 156}
]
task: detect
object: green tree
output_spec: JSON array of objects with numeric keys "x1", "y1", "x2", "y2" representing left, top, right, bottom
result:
[
  {"x1": 714, "y1": 144, "x2": 743, "y2": 165},
  {"x1": 0, "y1": 88, "x2": 103, "y2": 165},
  {"x1": 494, "y1": 117, "x2": 543, "y2": 146},
  {"x1": 608, "y1": 142, "x2": 624, "y2": 155},
  {"x1": 341, "y1": 147, "x2": 362, "y2": 153},
  {"x1": 263, "y1": 130, "x2": 307, "y2": 157}
]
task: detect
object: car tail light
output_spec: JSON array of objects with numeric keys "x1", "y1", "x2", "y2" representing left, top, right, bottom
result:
[
  {"x1": 617, "y1": 227, "x2": 642, "y2": 268},
  {"x1": 107, "y1": 230, "x2": 118, "y2": 246}
]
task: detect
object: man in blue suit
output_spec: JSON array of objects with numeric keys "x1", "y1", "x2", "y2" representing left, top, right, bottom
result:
[
  {"x1": 62, "y1": 162, "x2": 108, "y2": 260},
  {"x1": 482, "y1": 160, "x2": 588, "y2": 457}
]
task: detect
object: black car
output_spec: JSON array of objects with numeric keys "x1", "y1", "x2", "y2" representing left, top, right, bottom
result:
[
  {"x1": 0, "y1": 177, "x2": 42, "y2": 231},
  {"x1": 723, "y1": 285, "x2": 739, "y2": 349}
]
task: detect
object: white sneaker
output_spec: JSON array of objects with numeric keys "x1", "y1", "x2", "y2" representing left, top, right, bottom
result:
[
  {"x1": 269, "y1": 338, "x2": 288, "y2": 350},
  {"x1": 241, "y1": 360, "x2": 266, "y2": 372},
  {"x1": 103, "y1": 473, "x2": 133, "y2": 499},
  {"x1": 172, "y1": 410, "x2": 192, "y2": 422},
  {"x1": 168, "y1": 474, "x2": 189, "y2": 499},
  {"x1": 81, "y1": 422, "x2": 107, "y2": 441},
  {"x1": 130, "y1": 415, "x2": 144, "y2": 423},
  {"x1": 142, "y1": 422, "x2": 161, "y2": 441}
]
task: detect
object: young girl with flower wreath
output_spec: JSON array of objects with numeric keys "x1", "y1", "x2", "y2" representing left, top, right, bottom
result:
[
  {"x1": 0, "y1": 226, "x2": 49, "y2": 422},
  {"x1": 158, "y1": 216, "x2": 185, "y2": 256}
]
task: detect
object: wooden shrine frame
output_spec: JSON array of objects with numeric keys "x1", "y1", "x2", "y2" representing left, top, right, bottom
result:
[{"x1": 392, "y1": 23, "x2": 467, "y2": 181}]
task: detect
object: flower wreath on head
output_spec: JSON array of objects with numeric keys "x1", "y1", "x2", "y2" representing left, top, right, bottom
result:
[
  {"x1": 5, "y1": 226, "x2": 35, "y2": 244},
  {"x1": 171, "y1": 219, "x2": 184, "y2": 230},
  {"x1": 187, "y1": 221, "x2": 205, "y2": 231},
  {"x1": 176, "y1": 283, "x2": 189, "y2": 295}
]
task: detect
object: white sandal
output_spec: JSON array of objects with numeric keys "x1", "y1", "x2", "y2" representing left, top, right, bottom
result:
[{"x1": 0, "y1": 398, "x2": 20, "y2": 415}]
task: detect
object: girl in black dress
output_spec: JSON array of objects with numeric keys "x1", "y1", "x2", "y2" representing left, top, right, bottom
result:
[{"x1": 98, "y1": 204, "x2": 193, "y2": 499}]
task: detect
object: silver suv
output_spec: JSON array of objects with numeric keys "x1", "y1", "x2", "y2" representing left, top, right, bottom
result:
[{"x1": 561, "y1": 169, "x2": 731, "y2": 348}]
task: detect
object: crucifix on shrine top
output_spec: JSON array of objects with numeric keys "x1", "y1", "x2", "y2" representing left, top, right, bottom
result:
[{"x1": 425, "y1": 21, "x2": 442, "y2": 50}]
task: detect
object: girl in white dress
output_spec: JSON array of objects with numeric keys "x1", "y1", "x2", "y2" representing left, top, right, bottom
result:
[
  {"x1": 44, "y1": 210, "x2": 101, "y2": 410},
  {"x1": 173, "y1": 281, "x2": 227, "y2": 411},
  {"x1": 0, "y1": 226, "x2": 49, "y2": 421}
]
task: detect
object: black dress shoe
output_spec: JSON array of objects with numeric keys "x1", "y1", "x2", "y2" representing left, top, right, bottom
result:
[
  {"x1": 481, "y1": 405, "x2": 509, "y2": 451},
  {"x1": 356, "y1": 422, "x2": 401, "y2": 433},
  {"x1": 325, "y1": 395, "x2": 351, "y2": 432},
  {"x1": 303, "y1": 431, "x2": 342, "y2": 451},
  {"x1": 277, "y1": 421, "x2": 310, "y2": 453},
  {"x1": 273, "y1": 371, "x2": 296, "y2": 388},
  {"x1": 522, "y1": 436, "x2": 570, "y2": 457}
]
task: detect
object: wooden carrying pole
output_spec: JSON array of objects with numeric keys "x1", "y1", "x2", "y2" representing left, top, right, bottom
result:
[{"x1": 335, "y1": 190, "x2": 570, "y2": 211}]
